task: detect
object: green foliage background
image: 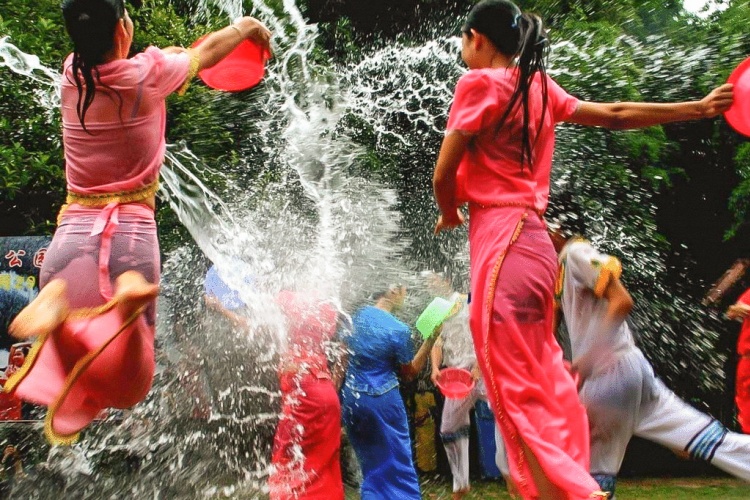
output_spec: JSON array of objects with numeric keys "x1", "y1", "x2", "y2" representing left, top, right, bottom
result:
[
  {"x1": 4, "y1": 0, "x2": 745, "y2": 268},
  {"x1": 0, "y1": 0, "x2": 748, "y2": 424}
]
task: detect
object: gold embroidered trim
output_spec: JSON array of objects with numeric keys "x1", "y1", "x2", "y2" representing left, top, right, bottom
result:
[
  {"x1": 483, "y1": 212, "x2": 528, "y2": 493},
  {"x1": 592, "y1": 256, "x2": 622, "y2": 298},
  {"x1": 65, "y1": 179, "x2": 159, "y2": 206},
  {"x1": 178, "y1": 48, "x2": 200, "y2": 96},
  {"x1": 471, "y1": 201, "x2": 543, "y2": 216},
  {"x1": 57, "y1": 179, "x2": 159, "y2": 224},
  {"x1": 44, "y1": 305, "x2": 144, "y2": 446}
]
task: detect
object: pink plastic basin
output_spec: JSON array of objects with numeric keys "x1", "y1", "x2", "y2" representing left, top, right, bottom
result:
[{"x1": 436, "y1": 367, "x2": 475, "y2": 399}]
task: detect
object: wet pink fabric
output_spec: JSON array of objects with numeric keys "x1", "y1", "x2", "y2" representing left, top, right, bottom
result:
[
  {"x1": 6, "y1": 48, "x2": 189, "y2": 442},
  {"x1": 447, "y1": 68, "x2": 578, "y2": 210},
  {"x1": 447, "y1": 68, "x2": 600, "y2": 498},
  {"x1": 470, "y1": 211, "x2": 597, "y2": 499},
  {"x1": 8, "y1": 204, "x2": 158, "y2": 441},
  {"x1": 61, "y1": 47, "x2": 190, "y2": 194}
]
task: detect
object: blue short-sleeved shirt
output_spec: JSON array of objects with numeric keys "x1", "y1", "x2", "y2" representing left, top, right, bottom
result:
[{"x1": 343, "y1": 306, "x2": 414, "y2": 396}]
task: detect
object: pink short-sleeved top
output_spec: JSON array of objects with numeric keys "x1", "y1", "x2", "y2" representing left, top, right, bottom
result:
[
  {"x1": 61, "y1": 47, "x2": 190, "y2": 195},
  {"x1": 446, "y1": 68, "x2": 579, "y2": 212}
]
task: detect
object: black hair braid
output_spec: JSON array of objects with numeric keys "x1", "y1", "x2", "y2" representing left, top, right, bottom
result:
[
  {"x1": 514, "y1": 13, "x2": 549, "y2": 169},
  {"x1": 62, "y1": 0, "x2": 124, "y2": 132},
  {"x1": 489, "y1": 11, "x2": 549, "y2": 170},
  {"x1": 69, "y1": 52, "x2": 99, "y2": 133}
]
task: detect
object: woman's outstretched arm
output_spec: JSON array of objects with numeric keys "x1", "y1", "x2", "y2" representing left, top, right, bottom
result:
[
  {"x1": 191, "y1": 16, "x2": 272, "y2": 72},
  {"x1": 567, "y1": 83, "x2": 734, "y2": 130}
]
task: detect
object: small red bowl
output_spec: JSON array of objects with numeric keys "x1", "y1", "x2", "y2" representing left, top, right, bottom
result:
[
  {"x1": 436, "y1": 367, "x2": 475, "y2": 399},
  {"x1": 725, "y1": 56, "x2": 750, "y2": 137},
  {"x1": 191, "y1": 35, "x2": 268, "y2": 92}
]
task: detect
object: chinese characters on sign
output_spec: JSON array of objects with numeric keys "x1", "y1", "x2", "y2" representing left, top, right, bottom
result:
[{"x1": 0, "y1": 236, "x2": 51, "y2": 421}]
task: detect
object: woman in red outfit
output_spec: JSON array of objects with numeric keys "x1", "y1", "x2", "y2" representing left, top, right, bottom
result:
[{"x1": 267, "y1": 291, "x2": 345, "y2": 500}]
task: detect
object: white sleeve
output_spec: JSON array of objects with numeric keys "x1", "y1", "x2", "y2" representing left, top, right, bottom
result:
[{"x1": 565, "y1": 241, "x2": 622, "y2": 298}]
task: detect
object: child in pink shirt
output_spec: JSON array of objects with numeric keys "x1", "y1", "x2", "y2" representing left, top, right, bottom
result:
[
  {"x1": 6, "y1": 0, "x2": 271, "y2": 445},
  {"x1": 432, "y1": 1, "x2": 733, "y2": 498}
]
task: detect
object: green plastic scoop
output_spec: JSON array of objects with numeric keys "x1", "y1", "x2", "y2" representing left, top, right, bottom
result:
[{"x1": 416, "y1": 296, "x2": 458, "y2": 339}]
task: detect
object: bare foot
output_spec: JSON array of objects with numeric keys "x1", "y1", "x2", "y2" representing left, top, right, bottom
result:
[
  {"x1": 453, "y1": 486, "x2": 470, "y2": 499},
  {"x1": 506, "y1": 480, "x2": 520, "y2": 499},
  {"x1": 114, "y1": 271, "x2": 159, "y2": 317},
  {"x1": 9, "y1": 279, "x2": 69, "y2": 339}
]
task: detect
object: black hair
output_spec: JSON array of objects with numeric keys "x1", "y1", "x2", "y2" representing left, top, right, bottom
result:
[
  {"x1": 372, "y1": 284, "x2": 404, "y2": 301},
  {"x1": 61, "y1": 0, "x2": 125, "y2": 132},
  {"x1": 463, "y1": 0, "x2": 549, "y2": 169}
]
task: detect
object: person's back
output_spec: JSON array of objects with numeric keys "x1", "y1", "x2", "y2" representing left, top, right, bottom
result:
[
  {"x1": 61, "y1": 47, "x2": 189, "y2": 194},
  {"x1": 6, "y1": 0, "x2": 272, "y2": 445},
  {"x1": 451, "y1": 68, "x2": 578, "y2": 212},
  {"x1": 344, "y1": 305, "x2": 412, "y2": 395},
  {"x1": 558, "y1": 239, "x2": 635, "y2": 376}
]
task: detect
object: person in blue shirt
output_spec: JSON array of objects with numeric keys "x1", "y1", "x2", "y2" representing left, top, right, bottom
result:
[{"x1": 341, "y1": 285, "x2": 439, "y2": 499}]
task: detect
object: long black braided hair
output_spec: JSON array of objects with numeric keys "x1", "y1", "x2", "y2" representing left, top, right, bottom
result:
[
  {"x1": 463, "y1": 0, "x2": 550, "y2": 169},
  {"x1": 61, "y1": 0, "x2": 125, "y2": 132}
]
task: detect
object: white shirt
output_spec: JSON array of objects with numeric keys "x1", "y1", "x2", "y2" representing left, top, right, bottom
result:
[
  {"x1": 558, "y1": 240, "x2": 635, "y2": 377},
  {"x1": 440, "y1": 294, "x2": 476, "y2": 370}
]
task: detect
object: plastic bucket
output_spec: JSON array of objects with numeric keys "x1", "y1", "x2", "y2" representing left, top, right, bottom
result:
[
  {"x1": 191, "y1": 36, "x2": 268, "y2": 92},
  {"x1": 416, "y1": 296, "x2": 456, "y2": 339},
  {"x1": 725, "y1": 56, "x2": 750, "y2": 137},
  {"x1": 436, "y1": 367, "x2": 475, "y2": 399}
]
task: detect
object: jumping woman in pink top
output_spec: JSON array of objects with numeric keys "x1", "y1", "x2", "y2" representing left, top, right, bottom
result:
[
  {"x1": 432, "y1": 1, "x2": 733, "y2": 498},
  {"x1": 6, "y1": 0, "x2": 271, "y2": 445}
]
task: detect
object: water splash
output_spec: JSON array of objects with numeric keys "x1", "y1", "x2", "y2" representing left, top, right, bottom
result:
[
  {"x1": 0, "y1": 36, "x2": 60, "y2": 118},
  {"x1": 1, "y1": 2, "x2": 747, "y2": 496}
]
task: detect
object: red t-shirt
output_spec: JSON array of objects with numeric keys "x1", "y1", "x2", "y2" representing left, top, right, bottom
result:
[{"x1": 737, "y1": 288, "x2": 750, "y2": 355}]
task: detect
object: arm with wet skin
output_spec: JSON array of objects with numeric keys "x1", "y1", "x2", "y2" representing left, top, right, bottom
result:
[
  {"x1": 163, "y1": 16, "x2": 272, "y2": 80},
  {"x1": 601, "y1": 274, "x2": 634, "y2": 326},
  {"x1": 568, "y1": 84, "x2": 734, "y2": 130},
  {"x1": 430, "y1": 335, "x2": 444, "y2": 385},
  {"x1": 400, "y1": 326, "x2": 441, "y2": 382},
  {"x1": 432, "y1": 132, "x2": 470, "y2": 234}
]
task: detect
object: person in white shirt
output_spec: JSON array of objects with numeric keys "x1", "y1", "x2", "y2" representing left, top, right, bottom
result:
[
  {"x1": 552, "y1": 231, "x2": 750, "y2": 498},
  {"x1": 430, "y1": 291, "x2": 487, "y2": 499}
]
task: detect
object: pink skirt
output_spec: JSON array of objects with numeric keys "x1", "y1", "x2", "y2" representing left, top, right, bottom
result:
[
  {"x1": 5, "y1": 203, "x2": 158, "y2": 444},
  {"x1": 469, "y1": 207, "x2": 599, "y2": 499}
]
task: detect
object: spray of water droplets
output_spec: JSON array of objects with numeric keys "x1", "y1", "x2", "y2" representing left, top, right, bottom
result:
[{"x1": 1, "y1": 4, "x2": 747, "y2": 496}]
